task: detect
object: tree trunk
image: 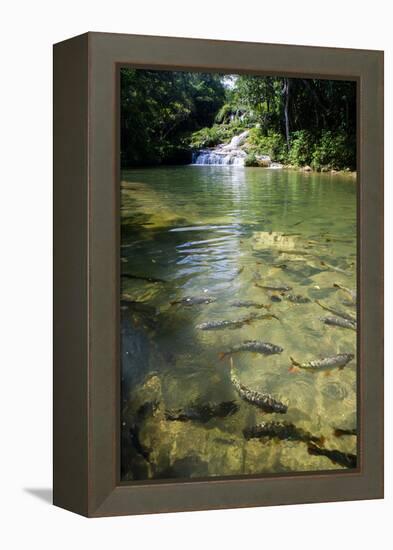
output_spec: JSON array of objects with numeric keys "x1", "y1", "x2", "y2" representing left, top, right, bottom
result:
[{"x1": 283, "y1": 78, "x2": 291, "y2": 151}]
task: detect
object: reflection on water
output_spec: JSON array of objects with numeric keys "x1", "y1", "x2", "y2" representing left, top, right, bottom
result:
[{"x1": 120, "y1": 166, "x2": 357, "y2": 480}]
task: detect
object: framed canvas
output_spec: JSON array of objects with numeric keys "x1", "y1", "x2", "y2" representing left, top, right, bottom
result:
[{"x1": 53, "y1": 32, "x2": 383, "y2": 517}]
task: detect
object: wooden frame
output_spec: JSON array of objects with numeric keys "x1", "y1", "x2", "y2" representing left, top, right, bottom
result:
[{"x1": 53, "y1": 32, "x2": 384, "y2": 517}]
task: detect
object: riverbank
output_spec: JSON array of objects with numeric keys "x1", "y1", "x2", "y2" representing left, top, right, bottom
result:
[
  {"x1": 283, "y1": 165, "x2": 356, "y2": 178},
  {"x1": 190, "y1": 127, "x2": 356, "y2": 174},
  {"x1": 121, "y1": 163, "x2": 357, "y2": 178}
]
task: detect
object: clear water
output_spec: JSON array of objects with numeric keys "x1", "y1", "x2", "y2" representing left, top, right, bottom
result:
[{"x1": 120, "y1": 166, "x2": 357, "y2": 481}]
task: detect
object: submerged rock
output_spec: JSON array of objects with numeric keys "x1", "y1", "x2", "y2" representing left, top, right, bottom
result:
[{"x1": 256, "y1": 154, "x2": 271, "y2": 167}]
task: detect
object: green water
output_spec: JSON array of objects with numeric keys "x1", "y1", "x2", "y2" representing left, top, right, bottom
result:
[{"x1": 120, "y1": 166, "x2": 357, "y2": 481}]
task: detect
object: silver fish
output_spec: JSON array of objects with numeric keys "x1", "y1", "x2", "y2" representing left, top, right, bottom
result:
[
  {"x1": 170, "y1": 295, "x2": 216, "y2": 306},
  {"x1": 290, "y1": 353, "x2": 354, "y2": 372},
  {"x1": 196, "y1": 313, "x2": 278, "y2": 331},
  {"x1": 321, "y1": 316, "x2": 356, "y2": 330},
  {"x1": 255, "y1": 282, "x2": 292, "y2": 292},
  {"x1": 315, "y1": 300, "x2": 356, "y2": 323},
  {"x1": 230, "y1": 300, "x2": 270, "y2": 309},
  {"x1": 219, "y1": 340, "x2": 283, "y2": 359},
  {"x1": 230, "y1": 359, "x2": 287, "y2": 413},
  {"x1": 286, "y1": 294, "x2": 311, "y2": 304}
]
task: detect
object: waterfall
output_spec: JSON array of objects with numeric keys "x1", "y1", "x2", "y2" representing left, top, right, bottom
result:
[
  {"x1": 222, "y1": 130, "x2": 249, "y2": 150},
  {"x1": 192, "y1": 150, "x2": 245, "y2": 166},
  {"x1": 192, "y1": 130, "x2": 249, "y2": 166}
]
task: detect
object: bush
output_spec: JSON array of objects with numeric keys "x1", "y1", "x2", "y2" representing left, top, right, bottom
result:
[
  {"x1": 287, "y1": 130, "x2": 315, "y2": 167},
  {"x1": 189, "y1": 127, "x2": 222, "y2": 148},
  {"x1": 189, "y1": 123, "x2": 246, "y2": 149},
  {"x1": 215, "y1": 103, "x2": 235, "y2": 124},
  {"x1": 312, "y1": 130, "x2": 355, "y2": 171},
  {"x1": 244, "y1": 152, "x2": 259, "y2": 167},
  {"x1": 246, "y1": 128, "x2": 287, "y2": 162},
  {"x1": 189, "y1": 125, "x2": 356, "y2": 171}
]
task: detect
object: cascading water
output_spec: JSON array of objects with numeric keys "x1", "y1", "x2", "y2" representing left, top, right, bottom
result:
[
  {"x1": 192, "y1": 130, "x2": 249, "y2": 166},
  {"x1": 192, "y1": 150, "x2": 246, "y2": 165}
]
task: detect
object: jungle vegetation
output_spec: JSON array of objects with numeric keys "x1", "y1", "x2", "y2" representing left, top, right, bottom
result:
[{"x1": 120, "y1": 68, "x2": 356, "y2": 171}]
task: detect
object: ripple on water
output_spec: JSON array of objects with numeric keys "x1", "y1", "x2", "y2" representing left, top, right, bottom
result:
[
  {"x1": 121, "y1": 166, "x2": 357, "y2": 479},
  {"x1": 321, "y1": 381, "x2": 348, "y2": 401},
  {"x1": 279, "y1": 375, "x2": 315, "y2": 411}
]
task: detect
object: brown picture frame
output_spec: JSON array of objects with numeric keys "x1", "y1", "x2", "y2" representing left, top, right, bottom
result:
[{"x1": 53, "y1": 32, "x2": 384, "y2": 517}]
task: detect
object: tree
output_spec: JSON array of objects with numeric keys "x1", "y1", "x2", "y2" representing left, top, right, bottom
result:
[{"x1": 121, "y1": 69, "x2": 226, "y2": 166}]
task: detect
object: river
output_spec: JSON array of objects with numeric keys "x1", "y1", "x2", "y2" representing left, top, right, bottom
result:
[{"x1": 120, "y1": 165, "x2": 357, "y2": 481}]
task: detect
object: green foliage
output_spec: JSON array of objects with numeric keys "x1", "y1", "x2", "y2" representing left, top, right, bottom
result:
[
  {"x1": 311, "y1": 131, "x2": 355, "y2": 171},
  {"x1": 121, "y1": 69, "x2": 226, "y2": 166},
  {"x1": 189, "y1": 124, "x2": 244, "y2": 149},
  {"x1": 247, "y1": 128, "x2": 287, "y2": 162},
  {"x1": 233, "y1": 76, "x2": 281, "y2": 129},
  {"x1": 215, "y1": 103, "x2": 236, "y2": 124},
  {"x1": 287, "y1": 130, "x2": 315, "y2": 166},
  {"x1": 189, "y1": 127, "x2": 221, "y2": 149},
  {"x1": 120, "y1": 69, "x2": 356, "y2": 171},
  {"x1": 244, "y1": 152, "x2": 259, "y2": 167}
]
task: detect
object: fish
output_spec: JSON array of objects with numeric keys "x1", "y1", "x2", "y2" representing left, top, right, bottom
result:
[
  {"x1": 289, "y1": 353, "x2": 354, "y2": 372},
  {"x1": 307, "y1": 442, "x2": 357, "y2": 468},
  {"x1": 333, "y1": 428, "x2": 357, "y2": 438},
  {"x1": 315, "y1": 300, "x2": 356, "y2": 323},
  {"x1": 321, "y1": 316, "x2": 356, "y2": 330},
  {"x1": 121, "y1": 273, "x2": 167, "y2": 284},
  {"x1": 325, "y1": 237, "x2": 354, "y2": 244},
  {"x1": 342, "y1": 300, "x2": 357, "y2": 308},
  {"x1": 196, "y1": 319, "x2": 247, "y2": 331},
  {"x1": 289, "y1": 353, "x2": 355, "y2": 376},
  {"x1": 170, "y1": 295, "x2": 216, "y2": 306},
  {"x1": 278, "y1": 249, "x2": 310, "y2": 256},
  {"x1": 270, "y1": 294, "x2": 282, "y2": 302},
  {"x1": 219, "y1": 340, "x2": 283, "y2": 360},
  {"x1": 252, "y1": 312, "x2": 280, "y2": 321},
  {"x1": 307, "y1": 239, "x2": 322, "y2": 245},
  {"x1": 243, "y1": 421, "x2": 324, "y2": 446},
  {"x1": 286, "y1": 294, "x2": 311, "y2": 304},
  {"x1": 230, "y1": 359, "x2": 287, "y2": 413},
  {"x1": 196, "y1": 313, "x2": 278, "y2": 331},
  {"x1": 230, "y1": 300, "x2": 271, "y2": 310},
  {"x1": 165, "y1": 400, "x2": 239, "y2": 423},
  {"x1": 333, "y1": 282, "x2": 357, "y2": 302},
  {"x1": 255, "y1": 282, "x2": 292, "y2": 292},
  {"x1": 320, "y1": 260, "x2": 351, "y2": 276}
]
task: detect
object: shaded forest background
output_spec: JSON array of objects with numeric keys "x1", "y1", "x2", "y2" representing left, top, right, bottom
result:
[{"x1": 120, "y1": 69, "x2": 356, "y2": 170}]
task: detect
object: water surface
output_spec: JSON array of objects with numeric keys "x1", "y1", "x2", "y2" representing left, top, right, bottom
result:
[{"x1": 120, "y1": 166, "x2": 357, "y2": 480}]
